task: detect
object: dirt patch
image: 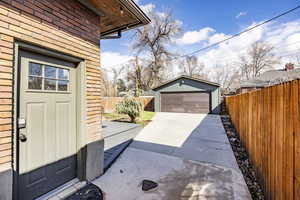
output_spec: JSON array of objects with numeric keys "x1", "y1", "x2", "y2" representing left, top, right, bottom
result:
[{"x1": 221, "y1": 115, "x2": 265, "y2": 200}]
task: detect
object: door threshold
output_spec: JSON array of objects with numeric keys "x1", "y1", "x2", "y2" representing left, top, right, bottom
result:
[{"x1": 35, "y1": 178, "x2": 87, "y2": 200}]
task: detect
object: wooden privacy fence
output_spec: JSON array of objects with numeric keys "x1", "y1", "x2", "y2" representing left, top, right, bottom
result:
[
  {"x1": 102, "y1": 97, "x2": 154, "y2": 113},
  {"x1": 225, "y1": 80, "x2": 300, "y2": 200}
]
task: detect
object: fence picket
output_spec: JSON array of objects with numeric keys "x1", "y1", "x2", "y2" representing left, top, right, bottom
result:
[
  {"x1": 225, "y1": 80, "x2": 300, "y2": 200},
  {"x1": 294, "y1": 80, "x2": 300, "y2": 200}
]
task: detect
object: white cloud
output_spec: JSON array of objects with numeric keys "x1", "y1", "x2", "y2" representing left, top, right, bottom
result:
[
  {"x1": 176, "y1": 27, "x2": 215, "y2": 45},
  {"x1": 207, "y1": 33, "x2": 229, "y2": 45},
  {"x1": 285, "y1": 33, "x2": 300, "y2": 52},
  {"x1": 195, "y1": 19, "x2": 300, "y2": 71},
  {"x1": 101, "y1": 52, "x2": 133, "y2": 79},
  {"x1": 134, "y1": 0, "x2": 156, "y2": 13},
  {"x1": 236, "y1": 11, "x2": 247, "y2": 19},
  {"x1": 139, "y1": 3, "x2": 155, "y2": 13},
  {"x1": 101, "y1": 52, "x2": 132, "y2": 68}
]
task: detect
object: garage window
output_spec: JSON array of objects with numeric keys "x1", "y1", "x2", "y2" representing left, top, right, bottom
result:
[{"x1": 28, "y1": 62, "x2": 69, "y2": 92}]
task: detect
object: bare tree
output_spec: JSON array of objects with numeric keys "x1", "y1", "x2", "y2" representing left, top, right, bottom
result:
[
  {"x1": 111, "y1": 66, "x2": 125, "y2": 86},
  {"x1": 102, "y1": 66, "x2": 126, "y2": 97},
  {"x1": 211, "y1": 64, "x2": 241, "y2": 94},
  {"x1": 102, "y1": 71, "x2": 116, "y2": 97},
  {"x1": 116, "y1": 79, "x2": 127, "y2": 93},
  {"x1": 296, "y1": 55, "x2": 300, "y2": 66},
  {"x1": 132, "y1": 10, "x2": 181, "y2": 89},
  {"x1": 180, "y1": 56, "x2": 208, "y2": 79},
  {"x1": 240, "y1": 42, "x2": 279, "y2": 80},
  {"x1": 126, "y1": 57, "x2": 145, "y2": 96}
]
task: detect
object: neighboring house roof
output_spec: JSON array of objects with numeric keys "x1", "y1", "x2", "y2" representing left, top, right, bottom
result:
[
  {"x1": 241, "y1": 68, "x2": 300, "y2": 88},
  {"x1": 240, "y1": 79, "x2": 269, "y2": 88},
  {"x1": 152, "y1": 75, "x2": 220, "y2": 91},
  {"x1": 77, "y1": 0, "x2": 150, "y2": 36}
]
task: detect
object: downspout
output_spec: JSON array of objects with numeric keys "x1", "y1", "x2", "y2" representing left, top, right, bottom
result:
[{"x1": 101, "y1": 30, "x2": 122, "y2": 40}]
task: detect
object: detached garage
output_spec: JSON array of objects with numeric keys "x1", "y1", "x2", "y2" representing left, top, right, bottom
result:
[{"x1": 152, "y1": 76, "x2": 221, "y2": 114}]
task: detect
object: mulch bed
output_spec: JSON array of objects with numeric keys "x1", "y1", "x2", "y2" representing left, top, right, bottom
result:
[{"x1": 221, "y1": 114, "x2": 265, "y2": 200}]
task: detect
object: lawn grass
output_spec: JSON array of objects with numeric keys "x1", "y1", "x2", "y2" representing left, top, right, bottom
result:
[
  {"x1": 103, "y1": 111, "x2": 155, "y2": 127},
  {"x1": 102, "y1": 113, "x2": 126, "y2": 121},
  {"x1": 139, "y1": 111, "x2": 156, "y2": 121},
  {"x1": 137, "y1": 111, "x2": 156, "y2": 126}
]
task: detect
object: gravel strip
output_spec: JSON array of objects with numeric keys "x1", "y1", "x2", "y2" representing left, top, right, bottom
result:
[{"x1": 221, "y1": 114, "x2": 265, "y2": 200}]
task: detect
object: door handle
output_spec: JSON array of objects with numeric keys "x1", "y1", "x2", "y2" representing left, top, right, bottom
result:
[
  {"x1": 18, "y1": 118, "x2": 26, "y2": 129},
  {"x1": 19, "y1": 134, "x2": 27, "y2": 142}
]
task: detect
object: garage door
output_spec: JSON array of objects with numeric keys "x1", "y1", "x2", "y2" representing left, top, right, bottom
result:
[
  {"x1": 18, "y1": 50, "x2": 77, "y2": 200},
  {"x1": 161, "y1": 92, "x2": 210, "y2": 113}
]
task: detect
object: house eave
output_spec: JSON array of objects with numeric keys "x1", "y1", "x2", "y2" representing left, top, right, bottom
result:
[
  {"x1": 77, "y1": 0, "x2": 150, "y2": 37},
  {"x1": 101, "y1": 0, "x2": 150, "y2": 36},
  {"x1": 120, "y1": 0, "x2": 151, "y2": 25}
]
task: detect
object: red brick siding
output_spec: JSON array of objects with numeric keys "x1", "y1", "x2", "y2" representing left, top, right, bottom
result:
[
  {"x1": 0, "y1": 0, "x2": 103, "y2": 171},
  {"x1": 2, "y1": 0, "x2": 101, "y2": 43}
]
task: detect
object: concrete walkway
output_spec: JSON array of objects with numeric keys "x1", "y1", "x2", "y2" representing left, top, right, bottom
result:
[
  {"x1": 103, "y1": 121, "x2": 142, "y2": 151},
  {"x1": 103, "y1": 121, "x2": 142, "y2": 171},
  {"x1": 94, "y1": 113, "x2": 251, "y2": 200}
]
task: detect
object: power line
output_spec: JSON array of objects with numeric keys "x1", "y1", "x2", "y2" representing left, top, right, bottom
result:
[
  {"x1": 103, "y1": 5, "x2": 300, "y2": 68},
  {"x1": 190, "y1": 49, "x2": 300, "y2": 67},
  {"x1": 183, "y1": 41, "x2": 300, "y2": 64},
  {"x1": 174, "y1": 5, "x2": 300, "y2": 59}
]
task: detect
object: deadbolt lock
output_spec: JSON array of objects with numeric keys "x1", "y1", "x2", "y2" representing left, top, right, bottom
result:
[{"x1": 18, "y1": 118, "x2": 26, "y2": 129}]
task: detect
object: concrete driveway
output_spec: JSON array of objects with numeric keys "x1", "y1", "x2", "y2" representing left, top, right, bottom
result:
[{"x1": 94, "y1": 113, "x2": 251, "y2": 200}]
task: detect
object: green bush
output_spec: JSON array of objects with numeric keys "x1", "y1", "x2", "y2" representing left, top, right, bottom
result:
[{"x1": 116, "y1": 96, "x2": 143, "y2": 123}]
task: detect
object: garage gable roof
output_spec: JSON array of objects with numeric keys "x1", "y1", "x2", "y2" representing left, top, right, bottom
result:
[{"x1": 152, "y1": 75, "x2": 220, "y2": 91}]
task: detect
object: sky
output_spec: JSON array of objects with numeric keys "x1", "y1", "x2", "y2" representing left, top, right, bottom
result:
[{"x1": 101, "y1": 0, "x2": 300, "y2": 79}]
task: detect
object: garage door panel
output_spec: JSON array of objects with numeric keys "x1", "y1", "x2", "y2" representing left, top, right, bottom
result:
[
  {"x1": 161, "y1": 92, "x2": 210, "y2": 113},
  {"x1": 183, "y1": 96, "x2": 208, "y2": 102}
]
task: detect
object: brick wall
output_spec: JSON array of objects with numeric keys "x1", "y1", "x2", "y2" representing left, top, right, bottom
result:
[
  {"x1": 0, "y1": 0, "x2": 103, "y2": 171},
  {"x1": 0, "y1": 34, "x2": 14, "y2": 172},
  {"x1": 2, "y1": 0, "x2": 101, "y2": 43}
]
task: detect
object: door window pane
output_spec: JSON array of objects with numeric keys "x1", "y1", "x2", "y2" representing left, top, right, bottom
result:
[
  {"x1": 29, "y1": 63, "x2": 42, "y2": 76},
  {"x1": 45, "y1": 66, "x2": 57, "y2": 78},
  {"x1": 58, "y1": 69, "x2": 69, "y2": 80},
  {"x1": 27, "y1": 63, "x2": 70, "y2": 92},
  {"x1": 28, "y1": 77, "x2": 42, "y2": 90},
  {"x1": 44, "y1": 79, "x2": 56, "y2": 90},
  {"x1": 58, "y1": 80, "x2": 69, "y2": 91}
]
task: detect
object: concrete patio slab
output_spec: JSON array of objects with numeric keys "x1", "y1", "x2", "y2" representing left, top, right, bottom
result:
[
  {"x1": 94, "y1": 148, "x2": 250, "y2": 200},
  {"x1": 103, "y1": 121, "x2": 142, "y2": 171},
  {"x1": 103, "y1": 121, "x2": 142, "y2": 151},
  {"x1": 94, "y1": 113, "x2": 250, "y2": 199}
]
